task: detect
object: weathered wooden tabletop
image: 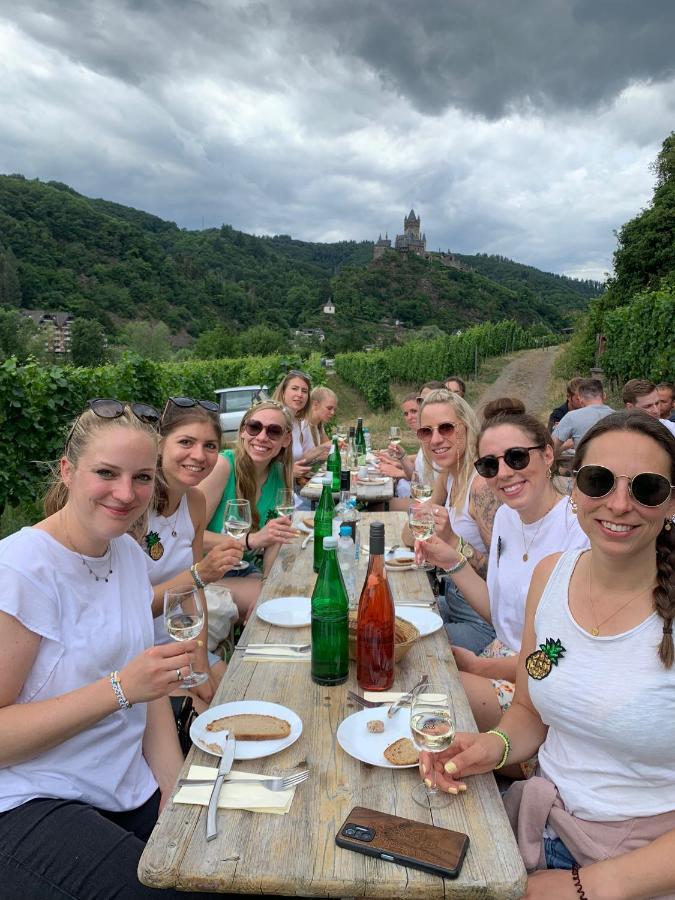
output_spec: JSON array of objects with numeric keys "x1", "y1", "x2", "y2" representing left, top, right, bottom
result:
[
  {"x1": 138, "y1": 512, "x2": 526, "y2": 898},
  {"x1": 300, "y1": 475, "x2": 394, "y2": 504}
]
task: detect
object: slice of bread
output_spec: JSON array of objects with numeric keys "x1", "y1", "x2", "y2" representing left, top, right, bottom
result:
[
  {"x1": 302, "y1": 516, "x2": 315, "y2": 529},
  {"x1": 383, "y1": 737, "x2": 419, "y2": 766},
  {"x1": 367, "y1": 719, "x2": 385, "y2": 733},
  {"x1": 386, "y1": 556, "x2": 414, "y2": 568},
  {"x1": 206, "y1": 713, "x2": 291, "y2": 741}
]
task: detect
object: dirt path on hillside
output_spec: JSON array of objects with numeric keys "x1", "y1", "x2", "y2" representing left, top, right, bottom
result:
[{"x1": 476, "y1": 345, "x2": 562, "y2": 421}]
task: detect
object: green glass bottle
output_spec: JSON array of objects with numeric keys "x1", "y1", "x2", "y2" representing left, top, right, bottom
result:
[
  {"x1": 354, "y1": 417, "x2": 367, "y2": 465},
  {"x1": 327, "y1": 436, "x2": 341, "y2": 491},
  {"x1": 311, "y1": 536, "x2": 349, "y2": 685},
  {"x1": 313, "y1": 476, "x2": 335, "y2": 573}
]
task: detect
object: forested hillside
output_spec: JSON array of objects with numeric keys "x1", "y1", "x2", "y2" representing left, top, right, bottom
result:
[{"x1": 0, "y1": 174, "x2": 598, "y2": 349}]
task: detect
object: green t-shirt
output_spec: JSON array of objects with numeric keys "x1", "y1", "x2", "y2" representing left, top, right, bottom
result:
[{"x1": 207, "y1": 450, "x2": 286, "y2": 556}]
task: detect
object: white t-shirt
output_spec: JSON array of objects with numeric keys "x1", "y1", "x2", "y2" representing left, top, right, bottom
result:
[
  {"x1": 531, "y1": 550, "x2": 675, "y2": 820},
  {"x1": 445, "y1": 471, "x2": 488, "y2": 554},
  {"x1": 0, "y1": 528, "x2": 157, "y2": 814},
  {"x1": 291, "y1": 419, "x2": 313, "y2": 461},
  {"x1": 146, "y1": 494, "x2": 196, "y2": 645},
  {"x1": 487, "y1": 497, "x2": 589, "y2": 652}
]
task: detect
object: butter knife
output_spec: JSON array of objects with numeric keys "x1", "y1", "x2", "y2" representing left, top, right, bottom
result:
[{"x1": 206, "y1": 730, "x2": 235, "y2": 841}]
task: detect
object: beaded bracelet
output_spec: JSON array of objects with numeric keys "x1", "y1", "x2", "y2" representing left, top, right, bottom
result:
[
  {"x1": 444, "y1": 553, "x2": 468, "y2": 575},
  {"x1": 571, "y1": 864, "x2": 589, "y2": 899},
  {"x1": 486, "y1": 728, "x2": 510, "y2": 769},
  {"x1": 190, "y1": 562, "x2": 206, "y2": 590},
  {"x1": 110, "y1": 671, "x2": 132, "y2": 710}
]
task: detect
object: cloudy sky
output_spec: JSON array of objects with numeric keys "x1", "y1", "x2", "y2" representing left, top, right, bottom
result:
[{"x1": 1, "y1": 1, "x2": 673, "y2": 280}]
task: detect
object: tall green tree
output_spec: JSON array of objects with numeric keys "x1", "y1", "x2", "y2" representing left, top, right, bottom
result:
[
  {"x1": 0, "y1": 245, "x2": 22, "y2": 307},
  {"x1": 0, "y1": 309, "x2": 39, "y2": 361},
  {"x1": 70, "y1": 318, "x2": 108, "y2": 366},
  {"x1": 117, "y1": 321, "x2": 172, "y2": 360}
]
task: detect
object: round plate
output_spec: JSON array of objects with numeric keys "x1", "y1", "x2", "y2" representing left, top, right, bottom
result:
[
  {"x1": 394, "y1": 605, "x2": 443, "y2": 637},
  {"x1": 294, "y1": 517, "x2": 314, "y2": 534},
  {"x1": 358, "y1": 476, "x2": 387, "y2": 485},
  {"x1": 385, "y1": 549, "x2": 415, "y2": 571},
  {"x1": 191, "y1": 700, "x2": 303, "y2": 759},
  {"x1": 337, "y1": 707, "x2": 417, "y2": 768},
  {"x1": 256, "y1": 596, "x2": 311, "y2": 628}
]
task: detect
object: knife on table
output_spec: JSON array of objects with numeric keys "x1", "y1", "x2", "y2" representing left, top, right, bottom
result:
[{"x1": 206, "y1": 730, "x2": 236, "y2": 841}]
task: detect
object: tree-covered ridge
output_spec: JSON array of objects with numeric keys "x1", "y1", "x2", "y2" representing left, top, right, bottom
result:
[{"x1": 0, "y1": 173, "x2": 597, "y2": 343}]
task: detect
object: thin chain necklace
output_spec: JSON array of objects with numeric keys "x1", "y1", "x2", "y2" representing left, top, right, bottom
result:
[
  {"x1": 166, "y1": 500, "x2": 181, "y2": 538},
  {"x1": 520, "y1": 494, "x2": 558, "y2": 562},
  {"x1": 587, "y1": 559, "x2": 653, "y2": 637},
  {"x1": 61, "y1": 513, "x2": 114, "y2": 583}
]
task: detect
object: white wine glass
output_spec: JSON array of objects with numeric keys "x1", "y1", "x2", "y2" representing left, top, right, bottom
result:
[
  {"x1": 335, "y1": 423, "x2": 348, "y2": 443},
  {"x1": 275, "y1": 488, "x2": 296, "y2": 521},
  {"x1": 389, "y1": 425, "x2": 401, "y2": 447},
  {"x1": 408, "y1": 503, "x2": 435, "y2": 571},
  {"x1": 163, "y1": 587, "x2": 208, "y2": 688},
  {"x1": 410, "y1": 683, "x2": 454, "y2": 809},
  {"x1": 223, "y1": 498, "x2": 252, "y2": 570},
  {"x1": 411, "y1": 470, "x2": 433, "y2": 501}
]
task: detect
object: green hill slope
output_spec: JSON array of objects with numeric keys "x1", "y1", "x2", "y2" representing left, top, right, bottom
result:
[{"x1": 0, "y1": 174, "x2": 600, "y2": 341}]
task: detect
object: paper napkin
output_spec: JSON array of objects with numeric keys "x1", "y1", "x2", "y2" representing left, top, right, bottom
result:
[
  {"x1": 173, "y1": 765, "x2": 294, "y2": 814},
  {"x1": 363, "y1": 691, "x2": 405, "y2": 703},
  {"x1": 242, "y1": 646, "x2": 310, "y2": 662}
]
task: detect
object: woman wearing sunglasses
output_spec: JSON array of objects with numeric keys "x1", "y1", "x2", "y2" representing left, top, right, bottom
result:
[
  {"x1": 272, "y1": 370, "x2": 329, "y2": 478},
  {"x1": 142, "y1": 398, "x2": 244, "y2": 707},
  {"x1": 418, "y1": 399, "x2": 588, "y2": 733},
  {"x1": 0, "y1": 401, "x2": 226, "y2": 898},
  {"x1": 199, "y1": 401, "x2": 296, "y2": 621},
  {"x1": 419, "y1": 411, "x2": 675, "y2": 898}
]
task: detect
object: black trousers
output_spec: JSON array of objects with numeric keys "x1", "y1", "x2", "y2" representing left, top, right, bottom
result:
[{"x1": 0, "y1": 791, "x2": 230, "y2": 899}]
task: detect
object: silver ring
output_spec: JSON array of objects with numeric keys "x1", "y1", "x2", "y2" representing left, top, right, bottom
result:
[{"x1": 175, "y1": 668, "x2": 182, "y2": 681}]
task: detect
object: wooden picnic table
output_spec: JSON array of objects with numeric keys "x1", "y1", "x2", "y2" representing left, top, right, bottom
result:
[
  {"x1": 139, "y1": 512, "x2": 526, "y2": 898},
  {"x1": 299, "y1": 474, "x2": 394, "y2": 508}
]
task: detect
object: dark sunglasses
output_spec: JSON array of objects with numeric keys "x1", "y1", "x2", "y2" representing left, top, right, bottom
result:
[
  {"x1": 165, "y1": 396, "x2": 219, "y2": 413},
  {"x1": 416, "y1": 422, "x2": 461, "y2": 442},
  {"x1": 474, "y1": 445, "x2": 545, "y2": 478},
  {"x1": 66, "y1": 398, "x2": 160, "y2": 447},
  {"x1": 574, "y1": 464, "x2": 674, "y2": 508},
  {"x1": 243, "y1": 419, "x2": 286, "y2": 440}
]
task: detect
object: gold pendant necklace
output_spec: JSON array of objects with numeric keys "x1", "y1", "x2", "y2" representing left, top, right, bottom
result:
[
  {"x1": 520, "y1": 496, "x2": 557, "y2": 562},
  {"x1": 587, "y1": 560, "x2": 653, "y2": 637}
]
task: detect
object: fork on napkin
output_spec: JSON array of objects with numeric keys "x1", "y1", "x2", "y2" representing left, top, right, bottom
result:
[
  {"x1": 173, "y1": 765, "x2": 296, "y2": 814},
  {"x1": 240, "y1": 645, "x2": 310, "y2": 662}
]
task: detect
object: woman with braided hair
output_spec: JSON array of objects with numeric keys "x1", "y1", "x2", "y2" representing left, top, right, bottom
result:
[{"x1": 417, "y1": 411, "x2": 675, "y2": 898}]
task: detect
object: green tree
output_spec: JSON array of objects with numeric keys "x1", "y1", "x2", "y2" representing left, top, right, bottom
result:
[
  {"x1": 0, "y1": 309, "x2": 39, "y2": 361},
  {"x1": 70, "y1": 318, "x2": 108, "y2": 366},
  {"x1": 239, "y1": 324, "x2": 289, "y2": 357},
  {"x1": 0, "y1": 245, "x2": 22, "y2": 307},
  {"x1": 117, "y1": 321, "x2": 172, "y2": 361},
  {"x1": 192, "y1": 325, "x2": 241, "y2": 359}
]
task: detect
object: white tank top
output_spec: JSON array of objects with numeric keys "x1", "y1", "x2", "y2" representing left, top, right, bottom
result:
[
  {"x1": 445, "y1": 471, "x2": 487, "y2": 554},
  {"x1": 530, "y1": 550, "x2": 675, "y2": 821},
  {"x1": 291, "y1": 419, "x2": 313, "y2": 461},
  {"x1": 145, "y1": 494, "x2": 195, "y2": 645}
]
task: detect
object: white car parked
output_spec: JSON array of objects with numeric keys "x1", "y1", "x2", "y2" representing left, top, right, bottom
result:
[{"x1": 214, "y1": 385, "x2": 268, "y2": 441}]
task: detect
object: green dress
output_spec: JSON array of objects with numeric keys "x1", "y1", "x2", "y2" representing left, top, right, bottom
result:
[{"x1": 207, "y1": 450, "x2": 286, "y2": 562}]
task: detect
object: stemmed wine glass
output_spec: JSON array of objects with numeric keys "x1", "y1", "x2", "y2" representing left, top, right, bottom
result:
[
  {"x1": 409, "y1": 683, "x2": 454, "y2": 809},
  {"x1": 411, "y1": 470, "x2": 433, "y2": 500},
  {"x1": 407, "y1": 503, "x2": 435, "y2": 571},
  {"x1": 335, "y1": 423, "x2": 348, "y2": 444},
  {"x1": 163, "y1": 587, "x2": 208, "y2": 688},
  {"x1": 389, "y1": 425, "x2": 401, "y2": 448},
  {"x1": 275, "y1": 488, "x2": 296, "y2": 521},
  {"x1": 222, "y1": 499, "x2": 252, "y2": 570}
]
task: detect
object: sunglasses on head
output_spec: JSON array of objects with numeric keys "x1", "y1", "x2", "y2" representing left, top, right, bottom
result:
[
  {"x1": 66, "y1": 398, "x2": 160, "y2": 448},
  {"x1": 287, "y1": 369, "x2": 312, "y2": 383},
  {"x1": 574, "y1": 465, "x2": 674, "y2": 508},
  {"x1": 164, "y1": 396, "x2": 219, "y2": 413},
  {"x1": 474, "y1": 445, "x2": 545, "y2": 478},
  {"x1": 243, "y1": 418, "x2": 286, "y2": 440},
  {"x1": 416, "y1": 422, "x2": 460, "y2": 442}
]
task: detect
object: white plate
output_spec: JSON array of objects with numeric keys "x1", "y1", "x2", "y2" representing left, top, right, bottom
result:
[
  {"x1": 191, "y1": 700, "x2": 303, "y2": 760},
  {"x1": 293, "y1": 517, "x2": 314, "y2": 534},
  {"x1": 357, "y1": 476, "x2": 387, "y2": 485},
  {"x1": 337, "y1": 707, "x2": 417, "y2": 768},
  {"x1": 394, "y1": 605, "x2": 443, "y2": 637},
  {"x1": 385, "y1": 549, "x2": 416, "y2": 571},
  {"x1": 256, "y1": 596, "x2": 311, "y2": 628}
]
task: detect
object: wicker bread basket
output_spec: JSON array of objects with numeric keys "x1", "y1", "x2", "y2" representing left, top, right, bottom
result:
[{"x1": 348, "y1": 611, "x2": 419, "y2": 663}]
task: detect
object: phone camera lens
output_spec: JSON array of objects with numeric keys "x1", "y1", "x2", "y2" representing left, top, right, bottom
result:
[{"x1": 344, "y1": 827, "x2": 356, "y2": 837}]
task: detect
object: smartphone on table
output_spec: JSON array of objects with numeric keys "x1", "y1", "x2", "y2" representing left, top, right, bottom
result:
[{"x1": 335, "y1": 806, "x2": 469, "y2": 880}]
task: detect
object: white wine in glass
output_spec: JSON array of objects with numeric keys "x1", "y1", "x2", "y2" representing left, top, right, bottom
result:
[
  {"x1": 410, "y1": 683, "x2": 454, "y2": 809},
  {"x1": 411, "y1": 471, "x2": 433, "y2": 501},
  {"x1": 164, "y1": 587, "x2": 208, "y2": 688},
  {"x1": 275, "y1": 488, "x2": 295, "y2": 520},
  {"x1": 223, "y1": 498, "x2": 252, "y2": 570},
  {"x1": 389, "y1": 425, "x2": 401, "y2": 446},
  {"x1": 408, "y1": 504, "x2": 435, "y2": 571}
]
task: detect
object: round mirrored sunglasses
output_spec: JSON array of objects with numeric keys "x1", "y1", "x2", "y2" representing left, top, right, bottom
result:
[{"x1": 574, "y1": 464, "x2": 673, "y2": 508}]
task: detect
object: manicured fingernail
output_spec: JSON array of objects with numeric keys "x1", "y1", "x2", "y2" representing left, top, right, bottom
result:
[
  {"x1": 458, "y1": 784, "x2": 467, "y2": 792},
  {"x1": 444, "y1": 761, "x2": 457, "y2": 774},
  {"x1": 448, "y1": 786, "x2": 459, "y2": 795},
  {"x1": 424, "y1": 778, "x2": 432, "y2": 788}
]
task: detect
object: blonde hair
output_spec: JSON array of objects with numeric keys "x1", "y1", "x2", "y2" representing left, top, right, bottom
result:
[
  {"x1": 272, "y1": 371, "x2": 312, "y2": 421},
  {"x1": 234, "y1": 401, "x2": 294, "y2": 529},
  {"x1": 419, "y1": 388, "x2": 480, "y2": 513},
  {"x1": 309, "y1": 386, "x2": 337, "y2": 445},
  {"x1": 44, "y1": 406, "x2": 159, "y2": 531}
]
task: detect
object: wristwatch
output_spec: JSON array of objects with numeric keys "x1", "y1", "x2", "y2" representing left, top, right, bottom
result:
[{"x1": 457, "y1": 536, "x2": 475, "y2": 561}]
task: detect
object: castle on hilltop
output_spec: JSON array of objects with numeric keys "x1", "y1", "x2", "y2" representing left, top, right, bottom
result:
[{"x1": 373, "y1": 209, "x2": 467, "y2": 271}]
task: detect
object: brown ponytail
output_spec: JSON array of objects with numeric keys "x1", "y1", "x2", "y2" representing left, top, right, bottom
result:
[{"x1": 655, "y1": 524, "x2": 675, "y2": 668}]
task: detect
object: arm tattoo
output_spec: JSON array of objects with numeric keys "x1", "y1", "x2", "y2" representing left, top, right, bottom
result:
[{"x1": 471, "y1": 482, "x2": 502, "y2": 554}]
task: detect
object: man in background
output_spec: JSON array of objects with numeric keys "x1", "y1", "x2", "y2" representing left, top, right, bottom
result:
[
  {"x1": 553, "y1": 378, "x2": 614, "y2": 454},
  {"x1": 656, "y1": 382, "x2": 675, "y2": 421},
  {"x1": 548, "y1": 376, "x2": 584, "y2": 433},
  {"x1": 623, "y1": 378, "x2": 675, "y2": 435}
]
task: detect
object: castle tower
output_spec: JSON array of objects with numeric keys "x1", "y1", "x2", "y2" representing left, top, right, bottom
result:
[
  {"x1": 395, "y1": 209, "x2": 426, "y2": 254},
  {"x1": 403, "y1": 209, "x2": 421, "y2": 240}
]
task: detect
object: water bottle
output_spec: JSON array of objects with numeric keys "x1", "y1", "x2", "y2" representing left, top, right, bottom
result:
[
  {"x1": 337, "y1": 524, "x2": 357, "y2": 609},
  {"x1": 311, "y1": 536, "x2": 349, "y2": 686},
  {"x1": 363, "y1": 427, "x2": 372, "y2": 452}
]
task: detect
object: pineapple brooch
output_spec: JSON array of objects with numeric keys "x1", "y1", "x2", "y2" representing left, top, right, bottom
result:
[
  {"x1": 526, "y1": 638, "x2": 566, "y2": 680},
  {"x1": 145, "y1": 531, "x2": 165, "y2": 561}
]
